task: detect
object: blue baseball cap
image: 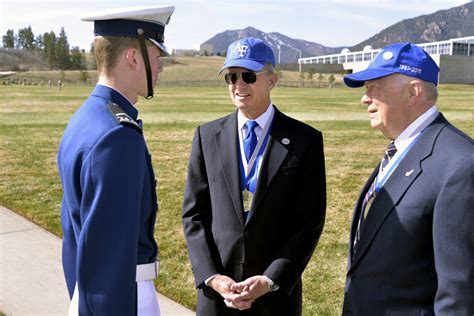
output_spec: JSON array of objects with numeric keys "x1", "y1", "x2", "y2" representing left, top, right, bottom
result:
[
  {"x1": 344, "y1": 42, "x2": 440, "y2": 87},
  {"x1": 219, "y1": 37, "x2": 276, "y2": 74}
]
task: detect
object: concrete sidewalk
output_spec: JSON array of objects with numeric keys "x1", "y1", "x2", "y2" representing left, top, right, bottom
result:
[{"x1": 0, "y1": 206, "x2": 194, "y2": 316}]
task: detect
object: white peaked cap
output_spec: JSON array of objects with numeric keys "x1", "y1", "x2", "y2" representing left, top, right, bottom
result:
[{"x1": 81, "y1": 5, "x2": 174, "y2": 56}]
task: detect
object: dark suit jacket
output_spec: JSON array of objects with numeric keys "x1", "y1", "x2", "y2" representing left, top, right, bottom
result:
[
  {"x1": 182, "y1": 107, "x2": 326, "y2": 316},
  {"x1": 343, "y1": 114, "x2": 474, "y2": 315}
]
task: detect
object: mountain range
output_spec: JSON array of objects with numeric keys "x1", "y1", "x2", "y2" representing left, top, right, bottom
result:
[{"x1": 202, "y1": 2, "x2": 474, "y2": 63}]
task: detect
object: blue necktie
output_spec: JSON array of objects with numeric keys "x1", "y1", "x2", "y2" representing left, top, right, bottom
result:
[{"x1": 243, "y1": 120, "x2": 259, "y2": 162}]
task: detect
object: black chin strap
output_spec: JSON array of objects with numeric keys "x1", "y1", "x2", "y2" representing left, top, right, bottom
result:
[{"x1": 137, "y1": 28, "x2": 153, "y2": 99}]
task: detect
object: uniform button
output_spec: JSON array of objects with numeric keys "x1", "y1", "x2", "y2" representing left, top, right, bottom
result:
[
  {"x1": 348, "y1": 272, "x2": 355, "y2": 278},
  {"x1": 238, "y1": 261, "x2": 245, "y2": 268},
  {"x1": 243, "y1": 231, "x2": 249, "y2": 237}
]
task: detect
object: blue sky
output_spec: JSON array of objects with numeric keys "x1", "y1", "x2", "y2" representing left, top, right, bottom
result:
[{"x1": 0, "y1": 0, "x2": 470, "y2": 53}]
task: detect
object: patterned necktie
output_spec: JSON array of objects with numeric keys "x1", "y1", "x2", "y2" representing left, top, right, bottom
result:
[
  {"x1": 243, "y1": 120, "x2": 259, "y2": 162},
  {"x1": 381, "y1": 142, "x2": 397, "y2": 170},
  {"x1": 354, "y1": 142, "x2": 397, "y2": 252}
]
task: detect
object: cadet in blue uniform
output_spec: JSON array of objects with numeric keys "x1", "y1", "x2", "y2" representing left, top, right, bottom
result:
[{"x1": 57, "y1": 6, "x2": 174, "y2": 315}]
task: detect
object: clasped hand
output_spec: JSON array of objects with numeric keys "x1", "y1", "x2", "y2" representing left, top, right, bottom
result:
[{"x1": 209, "y1": 275, "x2": 270, "y2": 310}]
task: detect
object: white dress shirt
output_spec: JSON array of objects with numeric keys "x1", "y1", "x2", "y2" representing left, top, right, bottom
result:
[
  {"x1": 237, "y1": 104, "x2": 275, "y2": 176},
  {"x1": 377, "y1": 105, "x2": 439, "y2": 183}
]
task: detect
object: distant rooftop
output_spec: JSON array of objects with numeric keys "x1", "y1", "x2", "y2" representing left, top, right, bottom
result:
[{"x1": 298, "y1": 36, "x2": 474, "y2": 66}]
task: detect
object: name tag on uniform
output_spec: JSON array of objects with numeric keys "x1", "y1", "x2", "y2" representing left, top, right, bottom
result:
[{"x1": 242, "y1": 190, "x2": 253, "y2": 212}]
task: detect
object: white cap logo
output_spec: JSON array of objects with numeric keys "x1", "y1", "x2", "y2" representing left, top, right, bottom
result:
[
  {"x1": 233, "y1": 43, "x2": 249, "y2": 57},
  {"x1": 383, "y1": 51, "x2": 394, "y2": 60}
]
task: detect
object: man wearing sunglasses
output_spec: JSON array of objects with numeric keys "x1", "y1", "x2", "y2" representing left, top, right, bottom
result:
[{"x1": 182, "y1": 37, "x2": 326, "y2": 315}]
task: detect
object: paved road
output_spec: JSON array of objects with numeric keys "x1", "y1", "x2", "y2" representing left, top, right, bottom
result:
[{"x1": 0, "y1": 206, "x2": 194, "y2": 316}]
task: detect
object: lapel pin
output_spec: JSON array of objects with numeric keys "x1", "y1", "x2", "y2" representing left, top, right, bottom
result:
[
  {"x1": 282, "y1": 138, "x2": 290, "y2": 145},
  {"x1": 405, "y1": 169, "x2": 414, "y2": 177}
]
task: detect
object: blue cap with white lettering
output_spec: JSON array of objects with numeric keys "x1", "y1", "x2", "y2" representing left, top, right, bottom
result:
[
  {"x1": 344, "y1": 42, "x2": 440, "y2": 87},
  {"x1": 219, "y1": 37, "x2": 275, "y2": 74}
]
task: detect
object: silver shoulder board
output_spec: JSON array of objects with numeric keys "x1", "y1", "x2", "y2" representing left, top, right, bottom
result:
[{"x1": 107, "y1": 102, "x2": 142, "y2": 134}]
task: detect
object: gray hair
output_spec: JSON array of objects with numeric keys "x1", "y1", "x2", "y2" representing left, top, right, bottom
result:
[
  {"x1": 397, "y1": 74, "x2": 438, "y2": 103},
  {"x1": 422, "y1": 81, "x2": 438, "y2": 103},
  {"x1": 263, "y1": 63, "x2": 275, "y2": 74}
]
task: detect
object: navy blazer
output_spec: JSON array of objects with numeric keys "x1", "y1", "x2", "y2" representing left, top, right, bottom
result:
[
  {"x1": 343, "y1": 114, "x2": 474, "y2": 315},
  {"x1": 182, "y1": 107, "x2": 326, "y2": 315},
  {"x1": 57, "y1": 85, "x2": 158, "y2": 315}
]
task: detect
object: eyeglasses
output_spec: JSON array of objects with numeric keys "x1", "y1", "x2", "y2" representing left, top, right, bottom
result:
[{"x1": 224, "y1": 71, "x2": 267, "y2": 85}]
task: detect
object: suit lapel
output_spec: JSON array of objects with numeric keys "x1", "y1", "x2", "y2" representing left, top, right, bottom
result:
[
  {"x1": 215, "y1": 112, "x2": 245, "y2": 226},
  {"x1": 247, "y1": 108, "x2": 290, "y2": 222},
  {"x1": 350, "y1": 114, "x2": 448, "y2": 269}
]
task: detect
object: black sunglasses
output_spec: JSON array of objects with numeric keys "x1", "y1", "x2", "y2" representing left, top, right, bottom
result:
[{"x1": 224, "y1": 71, "x2": 267, "y2": 85}]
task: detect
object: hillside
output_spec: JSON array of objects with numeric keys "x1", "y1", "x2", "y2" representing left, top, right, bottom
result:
[
  {"x1": 203, "y1": 2, "x2": 474, "y2": 61},
  {"x1": 351, "y1": 2, "x2": 474, "y2": 51},
  {"x1": 202, "y1": 26, "x2": 342, "y2": 64}
]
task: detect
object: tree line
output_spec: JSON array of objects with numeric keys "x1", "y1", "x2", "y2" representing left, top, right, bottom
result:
[{"x1": 2, "y1": 26, "x2": 88, "y2": 70}]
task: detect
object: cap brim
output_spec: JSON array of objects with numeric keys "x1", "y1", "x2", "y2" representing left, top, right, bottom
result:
[
  {"x1": 218, "y1": 59, "x2": 265, "y2": 74},
  {"x1": 149, "y1": 38, "x2": 169, "y2": 56},
  {"x1": 80, "y1": 6, "x2": 174, "y2": 23},
  {"x1": 344, "y1": 69, "x2": 396, "y2": 88}
]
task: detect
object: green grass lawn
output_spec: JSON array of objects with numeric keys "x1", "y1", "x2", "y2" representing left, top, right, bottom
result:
[{"x1": 0, "y1": 83, "x2": 472, "y2": 315}]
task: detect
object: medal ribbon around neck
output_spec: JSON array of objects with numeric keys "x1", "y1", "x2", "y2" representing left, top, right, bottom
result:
[
  {"x1": 243, "y1": 110, "x2": 275, "y2": 178},
  {"x1": 374, "y1": 130, "x2": 424, "y2": 193}
]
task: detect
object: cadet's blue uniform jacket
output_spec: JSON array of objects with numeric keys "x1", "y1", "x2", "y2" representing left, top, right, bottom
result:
[{"x1": 57, "y1": 85, "x2": 158, "y2": 315}]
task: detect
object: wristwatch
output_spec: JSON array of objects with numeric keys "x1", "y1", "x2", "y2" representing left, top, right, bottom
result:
[{"x1": 265, "y1": 276, "x2": 279, "y2": 292}]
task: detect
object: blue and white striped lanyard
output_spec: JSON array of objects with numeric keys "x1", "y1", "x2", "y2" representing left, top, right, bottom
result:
[
  {"x1": 374, "y1": 131, "x2": 424, "y2": 193},
  {"x1": 243, "y1": 110, "x2": 274, "y2": 177}
]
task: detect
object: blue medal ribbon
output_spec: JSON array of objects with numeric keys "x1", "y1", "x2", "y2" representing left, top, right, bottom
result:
[
  {"x1": 239, "y1": 116, "x2": 274, "y2": 193},
  {"x1": 375, "y1": 131, "x2": 424, "y2": 193}
]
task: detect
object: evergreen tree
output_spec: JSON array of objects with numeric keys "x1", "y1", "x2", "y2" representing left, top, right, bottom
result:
[
  {"x1": 56, "y1": 27, "x2": 71, "y2": 69},
  {"x1": 36, "y1": 34, "x2": 44, "y2": 50},
  {"x1": 17, "y1": 26, "x2": 35, "y2": 50},
  {"x1": 43, "y1": 31, "x2": 57, "y2": 68},
  {"x1": 3, "y1": 26, "x2": 89, "y2": 70},
  {"x1": 70, "y1": 46, "x2": 86, "y2": 69},
  {"x1": 2, "y1": 29, "x2": 15, "y2": 48}
]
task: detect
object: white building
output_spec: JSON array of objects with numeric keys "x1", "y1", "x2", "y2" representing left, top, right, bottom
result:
[
  {"x1": 199, "y1": 44, "x2": 214, "y2": 56},
  {"x1": 298, "y1": 36, "x2": 474, "y2": 84}
]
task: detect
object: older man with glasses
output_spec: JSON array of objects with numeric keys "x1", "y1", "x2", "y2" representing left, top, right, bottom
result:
[{"x1": 182, "y1": 37, "x2": 327, "y2": 316}]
